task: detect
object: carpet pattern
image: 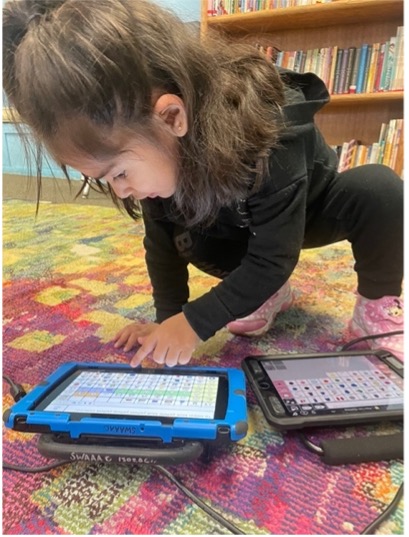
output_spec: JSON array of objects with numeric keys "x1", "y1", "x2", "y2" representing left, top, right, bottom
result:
[{"x1": 3, "y1": 200, "x2": 404, "y2": 535}]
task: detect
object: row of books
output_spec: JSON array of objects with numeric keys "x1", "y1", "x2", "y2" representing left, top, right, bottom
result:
[
  {"x1": 268, "y1": 27, "x2": 404, "y2": 94},
  {"x1": 332, "y1": 119, "x2": 403, "y2": 176},
  {"x1": 207, "y1": 0, "x2": 332, "y2": 16}
]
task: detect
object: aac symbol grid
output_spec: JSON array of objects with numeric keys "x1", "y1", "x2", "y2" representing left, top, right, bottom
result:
[{"x1": 273, "y1": 367, "x2": 403, "y2": 416}]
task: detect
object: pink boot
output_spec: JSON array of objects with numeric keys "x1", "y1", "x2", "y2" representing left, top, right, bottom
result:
[
  {"x1": 349, "y1": 294, "x2": 404, "y2": 361},
  {"x1": 227, "y1": 281, "x2": 294, "y2": 337}
]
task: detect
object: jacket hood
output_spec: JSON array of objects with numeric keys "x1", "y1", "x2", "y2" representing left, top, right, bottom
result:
[{"x1": 278, "y1": 68, "x2": 330, "y2": 137}]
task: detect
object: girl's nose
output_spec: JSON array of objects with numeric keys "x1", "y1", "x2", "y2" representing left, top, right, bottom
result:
[{"x1": 111, "y1": 183, "x2": 133, "y2": 199}]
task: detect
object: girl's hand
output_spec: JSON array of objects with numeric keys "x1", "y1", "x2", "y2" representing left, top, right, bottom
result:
[
  {"x1": 113, "y1": 322, "x2": 159, "y2": 352},
  {"x1": 130, "y1": 313, "x2": 201, "y2": 368}
]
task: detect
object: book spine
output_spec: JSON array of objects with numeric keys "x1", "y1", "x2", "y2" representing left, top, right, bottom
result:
[
  {"x1": 354, "y1": 145, "x2": 363, "y2": 167},
  {"x1": 322, "y1": 47, "x2": 332, "y2": 88},
  {"x1": 311, "y1": 48, "x2": 319, "y2": 75},
  {"x1": 365, "y1": 42, "x2": 379, "y2": 93},
  {"x1": 317, "y1": 47, "x2": 326, "y2": 80},
  {"x1": 343, "y1": 47, "x2": 356, "y2": 94},
  {"x1": 360, "y1": 44, "x2": 372, "y2": 94},
  {"x1": 305, "y1": 48, "x2": 314, "y2": 73},
  {"x1": 389, "y1": 119, "x2": 403, "y2": 170},
  {"x1": 379, "y1": 40, "x2": 390, "y2": 91},
  {"x1": 333, "y1": 48, "x2": 344, "y2": 94},
  {"x1": 377, "y1": 122, "x2": 388, "y2": 163},
  {"x1": 338, "y1": 140, "x2": 358, "y2": 172},
  {"x1": 327, "y1": 45, "x2": 338, "y2": 95},
  {"x1": 391, "y1": 27, "x2": 404, "y2": 90},
  {"x1": 293, "y1": 50, "x2": 303, "y2": 72},
  {"x1": 344, "y1": 140, "x2": 358, "y2": 171},
  {"x1": 394, "y1": 122, "x2": 404, "y2": 177},
  {"x1": 348, "y1": 46, "x2": 361, "y2": 94},
  {"x1": 383, "y1": 36, "x2": 396, "y2": 91},
  {"x1": 299, "y1": 50, "x2": 307, "y2": 73},
  {"x1": 382, "y1": 119, "x2": 396, "y2": 168},
  {"x1": 356, "y1": 44, "x2": 369, "y2": 94},
  {"x1": 282, "y1": 50, "x2": 290, "y2": 68},
  {"x1": 337, "y1": 48, "x2": 350, "y2": 94},
  {"x1": 369, "y1": 143, "x2": 379, "y2": 165},
  {"x1": 287, "y1": 50, "x2": 296, "y2": 71},
  {"x1": 373, "y1": 43, "x2": 385, "y2": 92},
  {"x1": 360, "y1": 146, "x2": 368, "y2": 166},
  {"x1": 338, "y1": 141, "x2": 349, "y2": 172}
]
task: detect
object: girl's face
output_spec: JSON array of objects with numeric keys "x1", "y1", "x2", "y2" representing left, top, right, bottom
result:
[
  {"x1": 58, "y1": 94, "x2": 188, "y2": 200},
  {"x1": 63, "y1": 137, "x2": 179, "y2": 200}
]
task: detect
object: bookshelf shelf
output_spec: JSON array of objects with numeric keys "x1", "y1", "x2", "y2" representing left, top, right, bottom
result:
[
  {"x1": 206, "y1": 0, "x2": 403, "y2": 35},
  {"x1": 329, "y1": 91, "x2": 404, "y2": 107},
  {"x1": 202, "y1": 0, "x2": 404, "y2": 153}
]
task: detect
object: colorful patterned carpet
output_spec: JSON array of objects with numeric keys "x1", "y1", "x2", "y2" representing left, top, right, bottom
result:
[{"x1": 3, "y1": 199, "x2": 404, "y2": 535}]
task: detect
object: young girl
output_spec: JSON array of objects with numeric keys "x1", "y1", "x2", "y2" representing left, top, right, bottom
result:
[{"x1": 3, "y1": 0, "x2": 403, "y2": 367}]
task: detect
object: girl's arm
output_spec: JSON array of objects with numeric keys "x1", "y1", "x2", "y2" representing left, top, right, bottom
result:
[
  {"x1": 142, "y1": 208, "x2": 190, "y2": 321},
  {"x1": 183, "y1": 136, "x2": 310, "y2": 341},
  {"x1": 113, "y1": 209, "x2": 194, "y2": 365}
]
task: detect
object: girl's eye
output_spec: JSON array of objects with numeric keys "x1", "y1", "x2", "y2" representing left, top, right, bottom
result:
[{"x1": 113, "y1": 171, "x2": 127, "y2": 180}]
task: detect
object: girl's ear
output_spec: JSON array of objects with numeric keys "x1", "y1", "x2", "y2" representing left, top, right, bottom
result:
[{"x1": 153, "y1": 94, "x2": 188, "y2": 137}]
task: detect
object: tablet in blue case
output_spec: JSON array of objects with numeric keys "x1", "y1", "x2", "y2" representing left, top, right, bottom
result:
[{"x1": 4, "y1": 362, "x2": 248, "y2": 444}]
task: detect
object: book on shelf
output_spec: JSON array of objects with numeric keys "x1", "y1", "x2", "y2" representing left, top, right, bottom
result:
[
  {"x1": 336, "y1": 48, "x2": 349, "y2": 95},
  {"x1": 383, "y1": 37, "x2": 397, "y2": 91},
  {"x1": 207, "y1": 0, "x2": 334, "y2": 15},
  {"x1": 268, "y1": 26, "x2": 403, "y2": 95},
  {"x1": 389, "y1": 119, "x2": 403, "y2": 171},
  {"x1": 391, "y1": 26, "x2": 404, "y2": 90},
  {"x1": 330, "y1": 119, "x2": 403, "y2": 177},
  {"x1": 343, "y1": 47, "x2": 356, "y2": 94},
  {"x1": 338, "y1": 139, "x2": 359, "y2": 173},
  {"x1": 365, "y1": 42, "x2": 379, "y2": 93},
  {"x1": 355, "y1": 44, "x2": 369, "y2": 94},
  {"x1": 348, "y1": 46, "x2": 361, "y2": 94},
  {"x1": 327, "y1": 45, "x2": 338, "y2": 95},
  {"x1": 373, "y1": 43, "x2": 386, "y2": 92}
]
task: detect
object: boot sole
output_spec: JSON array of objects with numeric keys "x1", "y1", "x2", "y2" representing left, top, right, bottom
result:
[{"x1": 228, "y1": 294, "x2": 294, "y2": 337}]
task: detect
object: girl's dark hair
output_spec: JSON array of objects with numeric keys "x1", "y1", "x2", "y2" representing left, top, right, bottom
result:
[{"x1": 3, "y1": 0, "x2": 286, "y2": 227}]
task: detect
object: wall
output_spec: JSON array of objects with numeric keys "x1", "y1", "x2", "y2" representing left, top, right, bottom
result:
[
  {"x1": 152, "y1": 0, "x2": 200, "y2": 22},
  {"x1": 2, "y1": 0, "x2": 201, "y2": 178}
]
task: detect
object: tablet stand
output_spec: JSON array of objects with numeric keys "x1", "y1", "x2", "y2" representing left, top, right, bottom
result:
[{"x1": 38, "y1": 434, "x2": 208, "y2": 465}]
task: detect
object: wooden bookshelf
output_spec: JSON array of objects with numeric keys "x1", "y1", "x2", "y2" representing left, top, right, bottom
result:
[
  {"x1": 329, "y1": 92, "x2": 404, "y2": 107},
  {"x1": 204, "y1": 0, "x2": 403, "y2": 34},
  {"x1": 201, "y1": 0, "x2": 404, "y2": 147}
]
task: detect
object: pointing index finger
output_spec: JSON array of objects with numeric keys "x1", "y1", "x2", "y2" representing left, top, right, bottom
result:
[{"x1": 130, "y1": 337, "x2": 156, "y2": 367}]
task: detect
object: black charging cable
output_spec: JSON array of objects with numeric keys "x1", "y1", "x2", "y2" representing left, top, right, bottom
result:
[
  {"x1": 340, "y1": 330, "x2": 403, "y2": 351},
  {"x1": 3, "y1": 330, "x2": 404, "y2": 535},
  {"x1": 3, "y1": 460, "x2": 71, "y2": 473},
  {"x1": 300, "y1": 429, "x2": 404, "y2": 535},
  {"x1": 3, "y1": 375, "x2": 27, "y2": 402},
  {"x1": 360, "y1": 483, "x2": 404, "y2": 535},
  {"x1": 2, "y1": 374, "x2": 244, "y2": 534},
  {"x1": 155, "y1": 465, "x2": 245, "y2": 534},
  {"x1": 298, "y1": 330, "x2": 404, "y2": 534},
  {"x1": 2, "y1": 458, "x2": 244, "y2": 534}
]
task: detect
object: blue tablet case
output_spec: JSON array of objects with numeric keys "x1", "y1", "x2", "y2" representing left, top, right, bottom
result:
[{"x1": 4, "y1": 362, "x2": 248, "y2": 444}]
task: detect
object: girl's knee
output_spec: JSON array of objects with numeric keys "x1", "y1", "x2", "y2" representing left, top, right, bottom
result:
[
  {"x1": 367, "y1": 165, "x2": 403, "y2": 205},
  {"x1": 344, "y1": 164, "x2": 402, "y2": 201},
  {"x1": 368, "y1": 163, "x2": 402, "y2": 184}
]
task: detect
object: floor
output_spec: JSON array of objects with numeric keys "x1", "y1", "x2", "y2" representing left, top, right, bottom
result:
[{"x1": 3, "y1": 174, "x2": 113, "y2": 207}]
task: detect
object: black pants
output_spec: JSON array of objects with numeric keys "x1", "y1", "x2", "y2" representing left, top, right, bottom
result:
[
  {"x1": 302, "y1": 164, "x2": 403, "y2": 299},
  {"x1": 179, "y1": 165, "x2": 404, "y2": 300}
]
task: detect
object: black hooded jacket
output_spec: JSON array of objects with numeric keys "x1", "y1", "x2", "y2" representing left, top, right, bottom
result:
[{"x1": 140, "y1": 69, "x2": 339, "y2": 341}]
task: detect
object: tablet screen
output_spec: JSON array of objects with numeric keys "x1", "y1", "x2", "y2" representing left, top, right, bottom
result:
[
  {"x1": 260, "y1": 354, "x2": 404, "y2": 417},
  {"x1": 36, "y1": 370, "x2": 221, "y2": 420}
]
